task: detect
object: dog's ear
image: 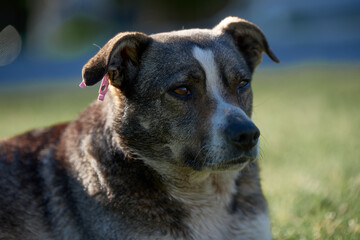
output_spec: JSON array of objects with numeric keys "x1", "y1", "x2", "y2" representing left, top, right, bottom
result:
[
  {"x1": 82, "y1": 32, "x2": 150, "y2": 88},
  {"x1": 214, "y1": 16, "x2": 279, "y2": 72}
]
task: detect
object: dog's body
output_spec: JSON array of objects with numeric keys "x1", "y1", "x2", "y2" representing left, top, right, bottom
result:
[{"x1": 0, "y1": 17, "x2": 278, "y2": 240}]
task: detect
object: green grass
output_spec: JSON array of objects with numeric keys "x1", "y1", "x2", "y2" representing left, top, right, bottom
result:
[
  {"x1": 0, "y1": 79, "x2": 97, "y2": 138},
  {"x1": 1, "y1": 63, "x2": 360, "y2": 239},
  {"x1": 253, "y1": 63, "x2": 360, "y2": 239}
]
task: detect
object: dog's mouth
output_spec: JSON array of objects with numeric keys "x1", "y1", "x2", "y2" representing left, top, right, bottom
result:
[
  {"x1": 208, "y1": 155, "x2": 257, "y2": 171},
  {"x1": 227, "y1": 156, "x2": 255, "y2": 165}
]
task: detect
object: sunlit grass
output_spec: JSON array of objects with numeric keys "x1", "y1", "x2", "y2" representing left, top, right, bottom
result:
[
  {"x1": 0, "y1": 63, "x2": 359, "y2": 239},
  {"x1": 0, "y1": 79, "x2": 96, "y2": 138},
  {"x1": 253, "y1": 63, "x2": 360, "y2": 239}
]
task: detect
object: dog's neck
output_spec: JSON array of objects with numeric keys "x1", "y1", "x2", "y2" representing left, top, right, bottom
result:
[{"x1": 139, "y1": 158, "x2": 241, "y2": 210}]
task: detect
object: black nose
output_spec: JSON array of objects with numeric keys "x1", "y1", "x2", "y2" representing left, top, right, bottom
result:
[{"x1": 224, "y1": 120, "x2": 260, "y2": 151}]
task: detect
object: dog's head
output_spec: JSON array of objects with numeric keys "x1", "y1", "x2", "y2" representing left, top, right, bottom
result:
[{"x1": 82, "y1": 17, "x2": 279, "y2": 172}]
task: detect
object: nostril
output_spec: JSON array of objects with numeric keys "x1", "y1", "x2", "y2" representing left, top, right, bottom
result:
[
  {"x1": 234, "y1": 131, "x2": 259, "y2": 150},
  {"x1": 238, "y1": 134, "x2": 248, "y2": 143},
  {"x1": 234, "y1": 131, "x2": 258, "y2": 145}
]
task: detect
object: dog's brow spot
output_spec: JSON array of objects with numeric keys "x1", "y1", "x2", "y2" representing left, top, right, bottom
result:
[{"x1": 192, "y1": 46, "x2": 220, "y2": 100}]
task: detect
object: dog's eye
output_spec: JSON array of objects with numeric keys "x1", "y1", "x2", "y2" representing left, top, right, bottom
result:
[
  {"x1": 173, "y1": 87, "x2": 191, "y2": 96},
  {"x1": 237, "y1": 80, "x2": 250, "y2": 92}
]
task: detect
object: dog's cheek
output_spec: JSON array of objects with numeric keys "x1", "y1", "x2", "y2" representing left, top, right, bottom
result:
[
  {"x1": 168, "y1": 114, "x2": 212, "y2": 168},
  {"x1": 131, "y1": 103, "x2": 185, "y2": 161},
  {"x1": 181, "y1": 146, "x2": 206, "y2": 170},
  {"x1": 245, "y1": 90, "x2": 254, "y2": 117},
  {"x1": 139, "y1": 100, "x2": 195, "y2": 162},
  {"x1": 166, "y1": 120, "x2": 210, "y2": 170},
  {"x1": 167, "y1": 124, "x2": 197, "y2": 162}
]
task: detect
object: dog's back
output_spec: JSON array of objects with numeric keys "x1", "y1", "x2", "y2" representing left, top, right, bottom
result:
[{"x1": 0, "y1": 124, "x2": 68, "y2": 239}]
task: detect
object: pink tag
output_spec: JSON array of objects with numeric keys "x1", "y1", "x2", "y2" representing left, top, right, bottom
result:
[
  {"x1": 79, "y1": 81, "x2": 86, "y2": 88},
  {"x1": 98, "y1": 74, "x2": 109, "y2": 101},
  {"x1": 79, "y1": 74, "x2": 109, "y2": 101}
]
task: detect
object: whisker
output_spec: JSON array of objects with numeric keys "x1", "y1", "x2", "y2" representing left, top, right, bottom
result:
[
  {"x1": 193, "y1": 145, "x2": 208, "y2": 162},
  {"x1": 191, "y1": 144, "x2": 211, "y2": 170}
]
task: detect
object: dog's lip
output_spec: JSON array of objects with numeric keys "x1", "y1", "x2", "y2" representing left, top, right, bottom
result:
[
  {"x1": 211, "y1": 156, "x2": 256, "y2": 170},
  {"x1": 225, "y1": 156, "x2": 256, "y2": 165}
]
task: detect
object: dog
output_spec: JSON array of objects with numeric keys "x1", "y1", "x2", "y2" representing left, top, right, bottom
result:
[{"x1": 0, "y1": 16, "x2": 279, "y2": 240}]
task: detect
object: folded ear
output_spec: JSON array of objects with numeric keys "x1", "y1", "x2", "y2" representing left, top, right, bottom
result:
[
  {"x1": 82, "y1": 32, "x2": 150, "y2": 88},
  {"x1": 214, "y1": 16, "x2": 279, "y2": 72}
]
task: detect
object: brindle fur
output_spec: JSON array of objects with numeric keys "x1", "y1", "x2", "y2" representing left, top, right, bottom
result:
[{"x1": 0, "y1": 17, "x2": 278, "y2": 240}]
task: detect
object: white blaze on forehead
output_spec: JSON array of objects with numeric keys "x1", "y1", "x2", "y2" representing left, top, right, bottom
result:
[{"x1": 192, "y1": 46, "x2": 222, "y2": 101}]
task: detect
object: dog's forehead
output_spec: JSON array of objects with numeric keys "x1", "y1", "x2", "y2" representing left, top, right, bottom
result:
[
  {"x1": 148, "y1": 28, "x2": 238, "y2": 55},
  {"x1": 148, "y1": 29, "x2": 220, "y2": 59},
  {"x1": 150, "y1": 28, "x2": 218, "y2": 42},
  {"x1": 139, "y1": 28, "x2": 250, "y2": 89}
]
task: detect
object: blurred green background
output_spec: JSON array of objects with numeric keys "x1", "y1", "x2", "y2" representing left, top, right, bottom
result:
[{"x1": 1, "y1": 0, "x2": 360, "y2": 239}]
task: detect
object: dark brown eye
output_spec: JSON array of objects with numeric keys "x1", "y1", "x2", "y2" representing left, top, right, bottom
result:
[
  {"x1": 238, "y1": 80, "x2": 250, "y2": 88},
  {"x1": 173, "y1": 87, "x2": 191, "y2": 96}
]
